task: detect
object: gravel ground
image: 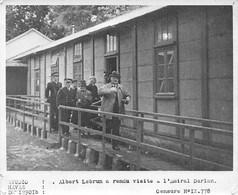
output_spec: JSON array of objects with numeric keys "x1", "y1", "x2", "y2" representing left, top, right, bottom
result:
[{"x1": 6, "y1": 121, "x2": 97, "y2": 171}]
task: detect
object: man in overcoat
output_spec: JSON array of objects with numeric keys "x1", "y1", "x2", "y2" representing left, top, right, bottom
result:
[
  {"x1": 45, "y1": 72, "x2": 62, "y2": 131},
  {"x1": 56, "y1": 78, "x2": 76, "y2": 135},
  {"x1": 76, "y1": 80, "x2": 93, "y2": 128},
  {"x1": 98, "y1": 71, "x2": 131, "y2": 150}
]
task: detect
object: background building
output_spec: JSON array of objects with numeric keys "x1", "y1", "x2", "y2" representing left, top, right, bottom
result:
[{"x1": 6, "y1": 28, "x2": 52, "y2": 95}]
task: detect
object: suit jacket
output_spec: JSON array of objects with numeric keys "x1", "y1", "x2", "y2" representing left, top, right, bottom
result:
[
  {"x1": 98, "y1": 83, "x2": 130, "y2": 118},
  {"x1": 57, "y1": 87, "x2": 76, "y2": 107},
  {"x1": 45, "y1": 81, "x2": 62, "y2": 104},
  {"x1": 86, "y1": 84, "x2": 100, "y2": 103}
]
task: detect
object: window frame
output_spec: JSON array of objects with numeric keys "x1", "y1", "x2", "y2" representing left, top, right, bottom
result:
[
  {"x1": 105, "y1": 32, "x2": 118, "y2": 55},
  {"x1": 34, "y1": 68, "x2": 40, "y2": 97},
  {"x1": 154, "y1": 13, "x2": 176, "y2": 47},
  {"x1": 73, "y1": 42, "x2": 83, "y2": 62},
  {"x1": 155, "y1": 45, "x2": 176, "y2": 99},
  {"x1": 73, "y1": 41, "x2": 84, "y2": 81}
]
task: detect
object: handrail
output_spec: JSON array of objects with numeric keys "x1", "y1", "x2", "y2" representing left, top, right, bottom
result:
[
  {"x1": 126, "y1": 109, "x2": 232, "y2": 126},
  {"x1": 6, "y1": 96, "x2": 51, "y2": 137},
  {"x1": 59, "y1": 105, "x2": 232, "y2": 135},
  {"x1": 7, "y1": 96, "x2": 232, "y2": 126}
]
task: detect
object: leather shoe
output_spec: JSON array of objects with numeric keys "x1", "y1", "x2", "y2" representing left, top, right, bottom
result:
[{"x1": 112, "y1": 146, "x2": 120, "y2": 150}]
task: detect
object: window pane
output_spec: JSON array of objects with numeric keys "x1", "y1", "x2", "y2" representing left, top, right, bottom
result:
[
  {"x1": 74, "y1": 43, "x2": 82, "y2": 60},
  {"x1": 157, "y1": 65, "x2": 164, "y2": 78},
  {"x1": 167, "y1": 20, "x2": 173, "y2": 40},
  {"x1": 167, "y1": 65, "x2": 174, "y2": 78},
  {"x1": 167, "y1": 79, "x2": 174, "y2": 92},
  {"x1": 167, "y1": 50, "x2": 174, "y2": 64},
  {"x1": 157, "y1": 79, "x2": 165, "y2": 93},
  {"x1": 113, "y1": 36, "x2": 117, "y2": 51},
  {"x1": 51, "y1": 51, "x2": 57, "y2": 64},
  {"x1": 157, "y1": 51, "x2": 165, "y2": 65},
  {"x1": 157, "y1": 21, "x2": 162, "y2": 42},
  {"x1": 162, "y1": 23, "x2": 167, "y2": 41}
]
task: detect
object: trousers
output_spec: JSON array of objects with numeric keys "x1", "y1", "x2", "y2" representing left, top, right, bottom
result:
[{"x1": 106, "y1": 117, "x2": 121, "y2": 147}]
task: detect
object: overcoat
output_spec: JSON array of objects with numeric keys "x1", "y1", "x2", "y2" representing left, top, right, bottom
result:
[
  {"x1": 98, "y1": 83, "x2": 130, "y2": 118},
  {"x1": 56, "y1": 87, "x2": 76, "y2": 107},
  {"x1": 45, "y1": 81, "x2": 62, "y2": 104}
]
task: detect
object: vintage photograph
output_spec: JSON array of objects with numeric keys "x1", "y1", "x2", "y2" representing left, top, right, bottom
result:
[{"x1": 5, "y1": 4, "x2": 233, "y2": 172}]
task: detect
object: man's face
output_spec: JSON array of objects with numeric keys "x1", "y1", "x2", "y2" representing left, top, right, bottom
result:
[
  {"x1": 73, "y1": 82, "x2": 77, "y2": 88},
  {"x1": 65, "y1": 81, "x2": 71, "y2": 88},
  {"x1": 91, "y1": 78, "x2": 96, "y2": 85},
  {"x1": 110, "y1": 76, "x2": 119, "y2": 84},
  {"x1": 53, "y1": 75, "x2": 59, "y2": 82}
]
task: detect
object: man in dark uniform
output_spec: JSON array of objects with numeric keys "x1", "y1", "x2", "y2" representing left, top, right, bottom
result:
[
  {"x1": 71, "y1": 79, "x2": 78, "y2": 127},
  {"x1": 56, "y1": 78, "x2": 76, "y2": 136},
  {"x1": 45, "y1": 72, "x2": 62, "y2": 131}
]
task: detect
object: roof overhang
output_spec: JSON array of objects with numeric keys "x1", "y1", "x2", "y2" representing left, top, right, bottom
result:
[{"x1": 14, "y1": 5, "x2": 166, "y2": 60}]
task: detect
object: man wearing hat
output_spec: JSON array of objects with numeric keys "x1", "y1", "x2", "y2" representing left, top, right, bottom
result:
[
  {"x1": 98, "y1": 71, "x2": 131, "y2": 150},
  {"x1": 45, "y1": 72, "x2": 62, "y2": 131},
  {"x1": 75, "y1": 80, "x2": 93, "y2": 129},
  {"x1": 56, "y1": 78, "x2": 76, "y2": 135}
]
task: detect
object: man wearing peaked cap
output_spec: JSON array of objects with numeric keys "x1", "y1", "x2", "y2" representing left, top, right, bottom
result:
[
  {"x1": 45, "y1": 72, "x2": 62, "y2": 132},
  {"x1": 56, "y1": 78, "x2": 76, "y2": 136},
  {"x1": 98, "y1": 71, "x2": 131, "y2": 150}
]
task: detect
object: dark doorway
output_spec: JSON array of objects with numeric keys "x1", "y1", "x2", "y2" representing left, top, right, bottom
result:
[
  {"x1": 6, "y1": 67, "x2": 27, "y2": 95},
  {"x1": 106, "y1": 56, "x2": 117, "y2": 75}
]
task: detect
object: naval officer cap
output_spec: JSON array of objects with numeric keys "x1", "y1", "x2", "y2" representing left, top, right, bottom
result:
[
  {"x1": 51, "y1": 72, "x2": 59, "y2": 77},
  {"x1": 64, "y1": 78, "x2": 73, "y2": 83}
]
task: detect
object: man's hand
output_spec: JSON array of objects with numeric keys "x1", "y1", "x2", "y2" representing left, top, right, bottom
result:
[
  {"x1": 111, "y1": 87, "x2": 118, "y2": 93},
  {"x1": 122, "y1": 97, "x2": 130, "y2": 105}
]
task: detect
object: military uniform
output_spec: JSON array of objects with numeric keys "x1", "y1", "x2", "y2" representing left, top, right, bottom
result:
[
  {"x1": 57, "y1": 82, "x2": 76, "y2": 135},
  {"x1": 45, "y1": 73, "x2": 62, "y2": 131}
]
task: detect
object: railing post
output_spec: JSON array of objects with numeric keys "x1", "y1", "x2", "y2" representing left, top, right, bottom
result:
[
  {"x1": 32, "y1": 101, "x2": 35, "y2": 128},
  {"x1": 77, "y1": 109, "x2": 82, "y2": 153},
  {"x1": 49, "y1": 104, "x2": 52, "y2": 133},
  {"x1": 23, "y1": 101, "x2": 26, "y2": 130},
  {"x1": 189, "y1": 128, "x2": 195, "y2": 170},
  {"x1": 102, "y1": 115, "x2": 106, "y2": 155},
  {"x1": 42, "y1": 103, "x2": 47, "y2": 138},
  {"x1": 180, "y1": 119, "x2": 185, "y2": 153},
  {"x1": 136, "y1": 118, "x2": 143, "y2": 170},
  {"x1": 14, "y1": 99, "x2": 17, "y2": 127},
  {"x1": 140, "y1": 113, "x2": 144, "y2": 143},
  {"x1": 58, "y1": 107, "x2": 62, "y2": 145}
]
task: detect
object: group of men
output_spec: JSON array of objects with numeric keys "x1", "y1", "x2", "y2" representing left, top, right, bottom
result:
[{"x1": 45, "y1": 71, "x2": 131, "y2": 150}]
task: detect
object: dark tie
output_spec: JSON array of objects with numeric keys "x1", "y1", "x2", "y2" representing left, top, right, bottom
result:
[{"x1": 113, "y1": 86, "x2": 119, "y2": 113}]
